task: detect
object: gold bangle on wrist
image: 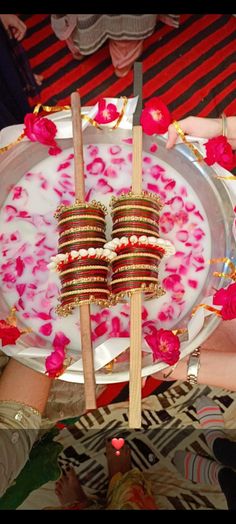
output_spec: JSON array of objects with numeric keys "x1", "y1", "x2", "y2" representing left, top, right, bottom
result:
[{"x1": 221, "y1": 113, "x2": 228, "y2": 138}]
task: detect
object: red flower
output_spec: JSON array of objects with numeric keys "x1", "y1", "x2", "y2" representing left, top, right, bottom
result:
[
  {"x1": 23, "y1": 113, "x2": 61, "y2": 156},
  {"x1": 0, "y1": 320, "x2": 23, "y2": 346},
  {"x1": 144, "y1": 327, "x2": 180, "y2": 365},
  {"x1": 94, "y1": 99, "x2": 120, "y2": 124},
  {"x1": 213, "y1": 282, "x2": 236, "y2": 320},
  {"x1": 140, "y1": 97, "x2": 172, "y2": 135},
  {"x1": 204, "y1": 136, "x2": 236, "y2": 171}
]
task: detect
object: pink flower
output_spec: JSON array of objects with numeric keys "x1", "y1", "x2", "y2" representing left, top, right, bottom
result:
[
  {"x1": 94, "y1": 99, "x2": 120, "y2": 124},
  {"x1": 45, "y1": 331, "x2": 70, "y2": 377},
  {"x1": 45, "y1": 349, "x2": 65, "y2": 378},
  {"x1": 213, "y1": 282, "x2": 236, "y2": 320},
  {"x1": 144, "y1": 328, "x2": 180, "y2": 365},
  {"x1": 204, "y1": 136, "x2": 236, "y2": 171},
  {"x1": 53, "y1": 331, "x2": 70, "y2": 353},
  {"x1": 23, "y1": 113, "x2": 61, "y2": 156},
  {"x1": 140, "y1": 97, "x2": 172, "y2": 135}
]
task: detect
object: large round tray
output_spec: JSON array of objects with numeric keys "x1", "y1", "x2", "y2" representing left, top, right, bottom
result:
[{"x1": 0, "y1": 126, "x2": 235, "y2": 383}]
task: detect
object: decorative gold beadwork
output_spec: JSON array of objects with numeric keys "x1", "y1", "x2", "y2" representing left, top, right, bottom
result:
[
  {"x1": 110, "y1": 190, "x2": 163, "y2": 209},
  {"x1": 62, "y1": 277, "x2": 107, "y2": 287},
  {"x1": 59, "y1": 225, "x2": 104, "y2": 236},
  {"x1": 113, "y1": 216, "x2": 158, "y2": 226},
  {"x1": 112, "y1": 227, "x2": 160, "y2": 237},
  {"x1": 113, "y1": 264, "x2": 159, "y2": 274},
  {"x1": 55, "y1": 199, "x2": 107, "y2": 218}
]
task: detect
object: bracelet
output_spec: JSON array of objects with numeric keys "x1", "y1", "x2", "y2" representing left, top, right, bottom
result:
[
  {"x1": 221, "y1": 113, "x2": 228, "y2": 138},
  {"x1": 186, "y1": 347, "x2": 201, "y2": 385}
]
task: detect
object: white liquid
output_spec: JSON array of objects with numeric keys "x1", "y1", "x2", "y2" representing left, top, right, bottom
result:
[{"x1": 0, "y1": 143, "x2": 211, "y2": 351}]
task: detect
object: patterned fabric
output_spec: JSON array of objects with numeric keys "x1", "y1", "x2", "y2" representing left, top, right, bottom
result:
[
  {"x1": 51, "y1": 14, "x2": 180, "y2": 55},
  {"x1": 4, "y1": 380, "x2": 236, "y2": 510},
  {"x1": 106, "y1": 469, "x2": 157, "y2": 509}
]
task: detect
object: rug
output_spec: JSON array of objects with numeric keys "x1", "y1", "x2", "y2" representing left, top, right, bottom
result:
[{"x1": 1, "y1": 380, "x2": 236, "y2": 510}]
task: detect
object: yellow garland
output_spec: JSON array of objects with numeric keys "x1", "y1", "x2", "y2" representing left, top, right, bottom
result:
[
  {"x1": 209, "y1": 257, "x2": 236, "y2": 281},
  {"x1": 172, "y1": 120, "x2": 204, "y2": 163},
  {"x1": 0, "y1": 97, "x2": 128, "y2": 155}
]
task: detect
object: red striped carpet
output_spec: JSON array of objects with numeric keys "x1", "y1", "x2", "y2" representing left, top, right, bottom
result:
[{"x1": 21, "y1": 13, "x2": 236, "y2": 405}]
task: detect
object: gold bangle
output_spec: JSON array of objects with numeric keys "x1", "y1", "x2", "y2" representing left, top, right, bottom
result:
[
  {"x1": 111, "y1": 276, "x2": 159, "y2": 284},
  {"x1": 111, "y1": 204, "x2": 161, "y2": 216},
  {"x1": 221, "y1": 113, "x2": 227, "y2": 137},
  {"x1": 58, "y1": 215, "x2": 105, "y2": 225},
  {"x1": 59, "y1": 237, "x2": 105, "y2": 248},
  {"x1": 114, "y1": 252, "x2": 162, "y2": 262},
  {"x1": 60, "y1": 265, "x2": 109, "y2": 276},
  {"x1": 60, "y1": 289, "x2": 110, "y2": 298}
]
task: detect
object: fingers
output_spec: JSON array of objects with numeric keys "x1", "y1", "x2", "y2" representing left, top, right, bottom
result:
[
  {"x1": 0, "y1": 14, "x2": 27, "y2": 40},
  {"x1": 11, "y1": 19, "x2": 27, "y2": 41},
  {"x1": 166, "y1": 123, "x2": 179, "y2": 149}
]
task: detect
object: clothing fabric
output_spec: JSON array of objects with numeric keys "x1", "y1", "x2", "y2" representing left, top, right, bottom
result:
[
  {"x1": 106, "y1": 469, "x2": 158, "y2": 509},
  {"x1": 0, "y1": 22, "x2": 35, "y2": 130},
  {"x1": 0, "y1": 401, "x2": 41, "y2": 498},
  {"x1": 51, "y1": 14, "x2": 180, "y2": 70},
  {"x1": 50, "y1": 469, "x2": 157, "y2": 510},
  {"x1": 0, "y1": 352, "x2": 104, "y2": 498}
]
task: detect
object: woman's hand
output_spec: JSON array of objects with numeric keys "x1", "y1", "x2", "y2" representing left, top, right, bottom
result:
[
  {"x1": 166, "y1": 116, "x2": 222, "y2": 149},
  {"x1": 0, "y1": 14, "x2": 27, "y2": 41}
]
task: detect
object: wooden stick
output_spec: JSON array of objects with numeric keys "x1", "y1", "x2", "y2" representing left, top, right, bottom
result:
[
  {"x1": 71, "y1": 91, "x2": 96, "y2": 410},
  {"x1": 129, "y1": 124, "x2": 143, "y2": 428}
]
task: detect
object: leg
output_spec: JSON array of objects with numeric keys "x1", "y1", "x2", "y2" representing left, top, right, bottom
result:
[
  {"x1": 109, "y1": 39, "x2": 143, "y2": 77},
  {"x1": 66, "y1": 36, "x2": 84, "y2": 61},
  {"x1": 195, "y1": 395, "x2": 236, "y2": 468},
  {"x1": 173, "y1": 450, "x2": 223, "y2": 485},
  {"x1": 106, "y1": 441, "x2": 157, "y2": 509},
  {"x1": 55, "y1": 467, "x2": 89, "y2": 507},
  {"x1": 106, "y1": 440, "x2": 132, "y2": 479}
]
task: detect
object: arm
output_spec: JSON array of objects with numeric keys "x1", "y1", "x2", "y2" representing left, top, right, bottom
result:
[
  {"x1": 0, "y1": 14, "x2": 27, "y2": 41},
  {"x1": 0, "y1": 360, "x2": 52, "y2": 497},
  {"x1": 153, "y1": 349, "x2": 236, "y2": 391},
  {"x1": 0, "y1": 359, "x2": 52, "y2": 413},
  {"x1": 166, "y1": 116, "x2": 236, "y2": 151}
]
